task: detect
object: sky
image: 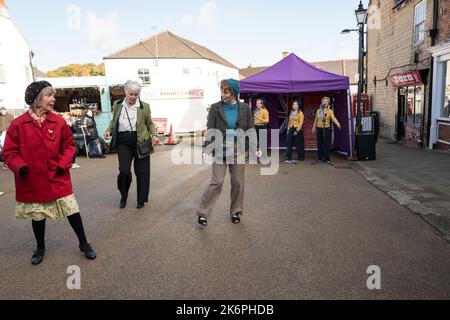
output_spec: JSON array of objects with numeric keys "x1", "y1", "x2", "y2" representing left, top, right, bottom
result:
[{"x1": 6, "y1": 0, "x2": 370, "y2": 71}]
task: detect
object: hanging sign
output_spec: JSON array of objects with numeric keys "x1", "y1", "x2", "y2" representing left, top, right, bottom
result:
[{"x1": 389, "y1": 71, "x2": 423, "y2": 87}]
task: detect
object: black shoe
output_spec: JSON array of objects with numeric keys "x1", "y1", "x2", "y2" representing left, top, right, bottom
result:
[
  {"x1": 137, "y1": 203, "x2": 145, "y2": 209},
  {"x1": 79, "y1": 243, "x2": 96, "y2": 260},
  {"x1": 231, "y1": 213, "x2": 241, "y2": 224},
  {"x1": 31, "y1": 248, "x2": 45, "y2": 265},
  {"x1": 198, "y1": 216, "x2": 207, "y2": 227},
  {"x1": 119, "y1": 199, "x2": 127, "y2": 209},
  {"x1": 97, "y1": 155, "x2": 106, "y2": 159}
]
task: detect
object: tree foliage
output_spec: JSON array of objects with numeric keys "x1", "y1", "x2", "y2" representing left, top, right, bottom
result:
[{"x1": 46, "y1": 63, "x2": 105, "y2": 77}]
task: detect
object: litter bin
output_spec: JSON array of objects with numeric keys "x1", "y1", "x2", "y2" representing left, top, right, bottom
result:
[
  {"x1": 356, "y1": 133, "x2": 376, "y2": 161},
  {"x1": 370, "y1": 111, "x2": 380, "y2": 144}
]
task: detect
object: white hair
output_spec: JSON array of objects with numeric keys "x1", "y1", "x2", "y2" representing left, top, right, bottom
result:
[
  {"x1": 321, "y1": 96, "x2": 331, "y2": 103},
  {"x1": 124, "y1": 80, "x2": 142, "y2": 94}
]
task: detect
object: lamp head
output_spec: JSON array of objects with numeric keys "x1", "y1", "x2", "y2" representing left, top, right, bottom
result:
[{"x1": 355, "y1": 0, "x2": 368, "y2": 25}]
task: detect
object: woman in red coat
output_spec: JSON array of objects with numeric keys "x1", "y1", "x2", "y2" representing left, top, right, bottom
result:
[{"x1": 2, "y1": 81, "x2": 96, "y2": 265}]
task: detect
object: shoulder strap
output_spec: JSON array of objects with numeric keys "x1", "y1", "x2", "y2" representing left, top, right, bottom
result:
[{"x1": 123, "y1": 106, "x2": 135, "y2": 131}]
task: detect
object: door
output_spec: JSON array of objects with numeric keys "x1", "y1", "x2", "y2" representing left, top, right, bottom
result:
[{"x1": 397, "y1": 88, "x2": 406, "y2": 142}]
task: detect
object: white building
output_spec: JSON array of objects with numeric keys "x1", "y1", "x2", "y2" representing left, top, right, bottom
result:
[
  {"x1": 429, "y1": 41, "x2": 450, "y2": 150},
  {"x1": 104, "y1": 31, "x2": 239, "y2": 133},
  {"x1": 0, "y1": 0, "x2": 34, "y2": 114}
]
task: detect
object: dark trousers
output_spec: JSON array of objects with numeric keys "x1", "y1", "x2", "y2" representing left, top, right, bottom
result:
[
  {"x1": 317, "y1": 128, "x2": 332, "y2": 161},
  {"x1": 117, "y1": 132, "x2": 150, "y2": 204},
  {"x1": 255, "y1": 125, "x2": 268, "y2": 159},
  {"x1": 286, "y1": 128, "x2": 304, "y2": 160}
]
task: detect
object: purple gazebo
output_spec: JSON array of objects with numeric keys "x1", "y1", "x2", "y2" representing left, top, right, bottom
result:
[{"x1": 240, "y1": 53, "x2": 354, "y2": 156}]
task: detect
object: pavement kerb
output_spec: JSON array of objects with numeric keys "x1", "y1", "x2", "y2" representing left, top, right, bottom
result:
[{"x1": 349, "y1": 161, "x2": 450, "y2": 244}]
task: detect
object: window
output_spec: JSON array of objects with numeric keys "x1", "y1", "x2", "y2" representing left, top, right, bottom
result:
[
  {"x1": 442, "y1": 62, "x2": 450, "y2": 118},
  {"x1": 413, "y1": 1, "x2": 426, "y2": 46},
  {"x1": 393, "y1": 0, "x2": 407, "y2": 9},
  {"x1": 405, "y1": 86, "x2": 424, "y2": 125},
  {"x1": 0, "y1": 64, "x2": 5, "y2": 83},
  {"x1": 182, "y1": 68, "x2": 189, "y2": 75},
  {"x1": 138, "y1": 68, "x2": 151, "y2": 85},
  {"x1": 194, "y1": 67, "x2": 202, "y2": 76}
]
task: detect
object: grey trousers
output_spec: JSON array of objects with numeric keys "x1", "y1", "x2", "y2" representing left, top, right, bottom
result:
[{"x1": 197, "y1": 162, "x2": 245, "y2": 219}]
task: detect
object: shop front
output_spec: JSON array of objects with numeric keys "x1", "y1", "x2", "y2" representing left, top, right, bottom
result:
[
  {"x1": 429, "y1": 42, "x2": 450, "y2": 151},
  {"x1": 390, "y1": 70, "x2": 428, "y2": 147}
]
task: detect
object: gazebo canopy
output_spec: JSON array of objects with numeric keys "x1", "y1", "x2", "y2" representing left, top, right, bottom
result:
[{"x1": 240, "y1": 53, "x2": 350, "y2": 94}]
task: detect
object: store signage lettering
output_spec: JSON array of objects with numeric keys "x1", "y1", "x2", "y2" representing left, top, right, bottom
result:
[
  {"x1": 142, "y1": 89, "x2": 204, "y2": 100},
  {"x1": 389, "y1": 71, "x2": 422, "y2": 87}
]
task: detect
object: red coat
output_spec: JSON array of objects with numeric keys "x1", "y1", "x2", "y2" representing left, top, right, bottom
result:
[{"x1": 2, "y1": 111, "x2": 76, "y2": 203}]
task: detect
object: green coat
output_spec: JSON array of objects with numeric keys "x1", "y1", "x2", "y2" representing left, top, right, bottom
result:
[{"x1": 107, "y1": 99, "x2": 157, "y2": 158}]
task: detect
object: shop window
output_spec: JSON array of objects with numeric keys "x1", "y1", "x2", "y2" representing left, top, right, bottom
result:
[
  {"x1": 405, "y1": 86, "x2": 424, "y2": 125},
  {"x1": 442, "y1": 62, "x2": 450, "y2": 118},
  {"x1": 138, "y1": 68, "x2": 151, "y2": 85},
  {"x1": 413, "y1": 0, "x2": 426, "y2": 46},
  {"x1": 0, "y1": 64, "x2": 5, "y2": 83}
]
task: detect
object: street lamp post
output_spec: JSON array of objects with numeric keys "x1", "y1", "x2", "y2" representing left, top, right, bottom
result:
[{"x1": 355, "y1": 1, "x2": 368, "y2": 134}]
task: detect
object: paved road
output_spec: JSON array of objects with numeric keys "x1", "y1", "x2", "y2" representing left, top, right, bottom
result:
[{"x1": 0, "y1": 143, "x2": 449, "y2": 299}]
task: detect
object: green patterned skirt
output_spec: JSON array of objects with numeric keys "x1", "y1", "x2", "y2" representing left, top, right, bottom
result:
[{"x1": 15, "y1": 194, "x2": 80, "y2": 222}]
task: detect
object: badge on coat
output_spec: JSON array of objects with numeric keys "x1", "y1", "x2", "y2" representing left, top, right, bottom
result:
[{"x1": 47, "y1": 129, "x2": 57, "y2": 141}]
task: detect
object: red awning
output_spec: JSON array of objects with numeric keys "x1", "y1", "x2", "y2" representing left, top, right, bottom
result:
[{"x1": 389, "y1": 71, "x2": 423, "y2": 87}]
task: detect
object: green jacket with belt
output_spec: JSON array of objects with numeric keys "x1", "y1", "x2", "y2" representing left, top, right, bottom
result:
[{"x1": 107, "y1": 99, "x2": 157, "y2": 158}]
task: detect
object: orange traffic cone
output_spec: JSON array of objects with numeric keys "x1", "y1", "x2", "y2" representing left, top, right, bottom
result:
[{"x1": 165, "y1": 124, "x2": 176, "y2": 145}]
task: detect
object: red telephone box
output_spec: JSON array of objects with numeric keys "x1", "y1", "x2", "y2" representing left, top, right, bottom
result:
[{"x1": 352, "y1": 94, "x2": 370, "y2": 117}]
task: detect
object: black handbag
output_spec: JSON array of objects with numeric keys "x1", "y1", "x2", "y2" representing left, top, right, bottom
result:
[
  {"x1": 137, "y1": 138, "x2": 154, "y2": 155},
  {"x1": 124, "y1": 106, "x2": 154, "y2": 155}
]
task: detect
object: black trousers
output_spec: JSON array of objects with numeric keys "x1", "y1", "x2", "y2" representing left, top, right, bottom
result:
[
  {"x1": 117, "y1": 132, "x2": 150, "y2": 204},
  {"x1": 317, "y1": 128, "x2": 332, "y2": 161},
  {"x1": 286, "y1": 128, "x2": 305, "y2": 160}
]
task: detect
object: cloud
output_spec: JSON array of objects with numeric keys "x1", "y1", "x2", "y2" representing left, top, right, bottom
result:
[
  {"x1": 182, "y1": 1, "x2": 217, "y2": 27},
  {"x1": 85, "y1": 11, "x2": 120, "y2": 51}
]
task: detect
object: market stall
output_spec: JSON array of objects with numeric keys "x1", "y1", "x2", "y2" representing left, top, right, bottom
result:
[{"x1": 240, "y1": 53, "x2": 354, "y2": 156}]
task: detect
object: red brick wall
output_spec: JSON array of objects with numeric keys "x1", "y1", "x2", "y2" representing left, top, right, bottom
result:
[{"x1": 437, "y1": 0, "x2": 450, "y2": 43}]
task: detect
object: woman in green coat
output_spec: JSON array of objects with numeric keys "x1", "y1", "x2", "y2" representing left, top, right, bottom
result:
[{"x1": 104, "y1": 80, "x2": 159, "y2": 209}]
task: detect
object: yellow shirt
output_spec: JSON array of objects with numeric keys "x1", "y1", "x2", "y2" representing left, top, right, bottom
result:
[
  {"x1": 288, "y1": 110, "x2": 304, "y2": 131},
  {"x1": 254, "y1": 108, "x2": 269, "y2": 126},
  {"x1": 314, "y1": 107, "x2": 340, "y2": 129}
]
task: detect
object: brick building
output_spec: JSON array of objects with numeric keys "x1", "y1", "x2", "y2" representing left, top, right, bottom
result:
[
  {"x1": 429, "y1": 0, "x2": 450, "y2": 151},
  {"x1": 367, "y1": 0, "x2": 436, "y2": 147}
]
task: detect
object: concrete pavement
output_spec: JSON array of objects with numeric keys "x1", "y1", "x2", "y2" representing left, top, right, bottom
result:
[
  {"x1": 0, "y1": 143, "x2": 449, "y2": 299},
  {"x1": 351, "y1": 138, "x2": 450, "y2": 241}
]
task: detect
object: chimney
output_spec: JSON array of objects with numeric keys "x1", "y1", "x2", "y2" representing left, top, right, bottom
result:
[
  {"x1": 282, "y1": 52, "x2": 290, "y2": 58},
  {"x1": 0, "y1": 0, "x2": 9, "y2": 18}
]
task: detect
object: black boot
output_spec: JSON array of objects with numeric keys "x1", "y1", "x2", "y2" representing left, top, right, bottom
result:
[
  {"x1": 31, "y1": 248, "x2": 45, "y2": 265},
  {"x1": 31, "y1": 220, "x2": 46, "y2": 265},
  {"x1": 68, "y1": 213, "x2": 96, "y2": 260},
  {"x1": 79, "y1": 243, "x2": 97, "y2": 260}
]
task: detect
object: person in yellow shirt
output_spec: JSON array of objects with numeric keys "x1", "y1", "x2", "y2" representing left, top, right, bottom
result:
[
  {"x1": 254, "y1": 98, "x2": 270, "y2": 162},
  {"x1": 284, "y1": 100, "x2": 305, "y2": 164},
  {"x1": 312, "y1": 97, "x2": 341, "y2": 163}
]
